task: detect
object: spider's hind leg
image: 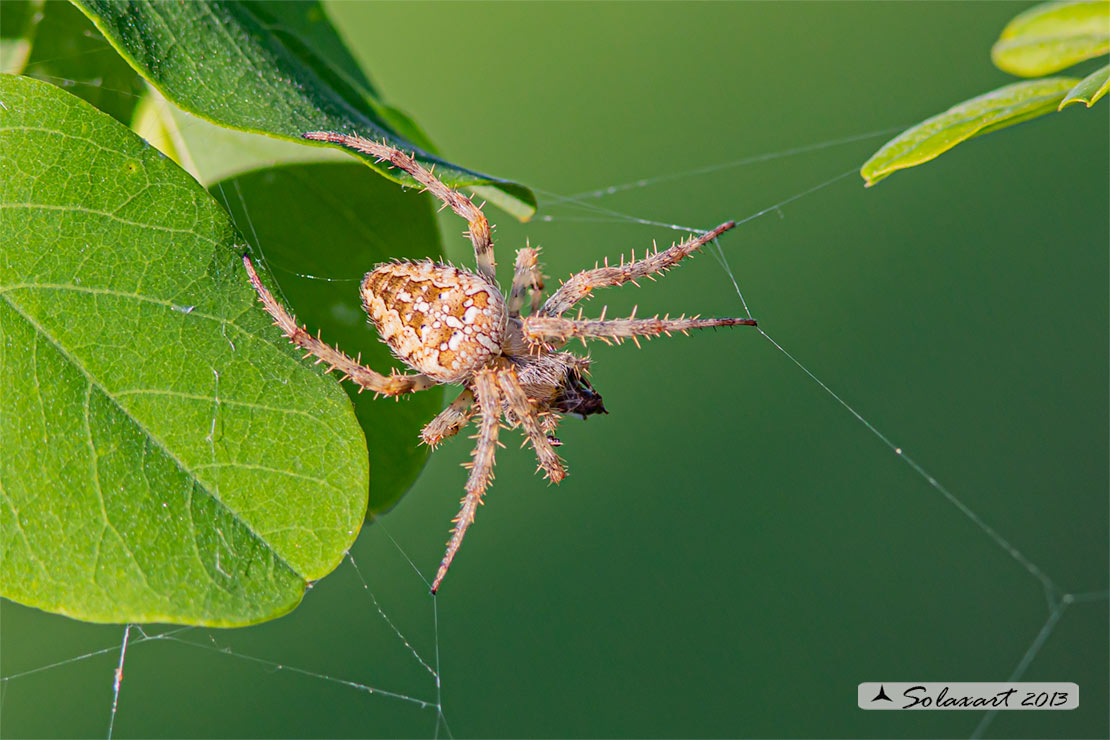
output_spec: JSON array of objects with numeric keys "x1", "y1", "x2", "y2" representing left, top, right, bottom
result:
[{"x1": 243, "y1": 256, "x2": 437, "y2": 396}]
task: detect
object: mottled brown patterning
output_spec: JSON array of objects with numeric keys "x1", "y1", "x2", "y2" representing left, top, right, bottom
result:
[
  {"x1": 361, "y1": 263, "x2": 505, "y2": 384},
  {"x1": 243, "y1": 131, "x2": 758, "y2": 594}
]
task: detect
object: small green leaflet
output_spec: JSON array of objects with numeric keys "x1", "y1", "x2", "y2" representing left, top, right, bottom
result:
[
  {"x1": 860, "y1": 77, "x2": 1078, "y2": 187},
  {"x1": 1060, "y1": 63, "x2": 1110, "y2": 107},
  {"x1": 992, "y1": 0, "x2": 1110, "y2": 77}
]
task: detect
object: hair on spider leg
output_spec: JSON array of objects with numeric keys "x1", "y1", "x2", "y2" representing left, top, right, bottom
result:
[{"x1": 248, "y1": 133, "x2": 757, "y2": 593}]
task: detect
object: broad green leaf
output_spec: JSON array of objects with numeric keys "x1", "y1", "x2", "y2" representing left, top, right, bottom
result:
[
  {"x1": 126, "y1": 1, "x2": 437, "y2": 188},
  {"x1": 861, "y1": 77, "x2": 1078, "y2": 186},
  {"x1": 18, "y1": 0, "x2": 146, "y2": 125},
  {"x1": 0, "y1": 0, "x2": 43, "y2": 74},
  {"x1": 134, "y1": 86, "x2": 350, "y2": 187},
  {"x1": 1059, "y1": 62, "x2": 1110, "y2": 107},
  {"x1": 236, "y1": 0, "x2": 438, "y2": 156},
  {"x1": 18, "y1": 0, "x2": 340, "y2": 181},
  {"x1": 992, "y1": 0, "x2": 1110, "y2": 77},
  {"x1": 71, "y1": 0, "x2": 537, "y2": 220},
  {"x1": 0, "y1": 74, "x2": 368, "y2": 626},
  {"x1": 213, "y1": 163, "x2": 446, "y2": 515}
]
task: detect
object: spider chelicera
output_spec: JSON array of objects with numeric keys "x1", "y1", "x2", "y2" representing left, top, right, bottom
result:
[{"x1": 243, "y1": 132, "x2": 757, "y2": 593}]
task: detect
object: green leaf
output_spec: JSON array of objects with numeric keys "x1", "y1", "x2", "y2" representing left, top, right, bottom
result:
[
  {"x1": 71, "y1": 0, "x2": 537, "y2": 220},
  {"x1": 992, "y1": 0, "x2": 1110, "y2": 77},
  {"x1": 0, "y1": 74, "x2": 368, "y2": 626},
  {"x1": 18, "y1": 0, "x2": 146, "y2": 125},
  {"x1": 860, "y1": 77, "x2": 1078, "y2": 187},
  {"x1": 0, "y1": 0, "x2": 43, "y2": 74},
  {"x1": 1059, "y1": 62, "x2": 1110, "y2": 107},
  {"x1": 134, "y1": 87, "x2": 350, "y2": 187},
  {"x1": 234, "y1": 0, "x2": 439, "y2": 153},
  {"x1": 212, "y1": 163, "x2": 446, "y2": 515}
]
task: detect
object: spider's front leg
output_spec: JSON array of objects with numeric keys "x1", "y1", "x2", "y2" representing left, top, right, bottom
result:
[
  {"x1": 244, "y1": 256, "x2": 436, "y2": 396},
  {"x1": 539, "y1": 221, "x2": 737, "y2": 317},
  {"x1": 508, "y1": 246, "x2": 545, "y2": 318},
  {"x1": 303, "y1": 132, "x2": 497, "y2": 283},
  {"x1": 522, "y1": 312, "x2": 757, "y2": 348},
  {"x1": 432, "y1": 370, "x2": 502, "y2": 594}
]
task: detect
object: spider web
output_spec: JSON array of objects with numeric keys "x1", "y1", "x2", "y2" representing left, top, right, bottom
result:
[
  {"x1": 3, "y1": 25, "x2": 1108, "y2": 740},
  {"x1": 526, "y1": 169, "x2": 1107, "y2": 739}
]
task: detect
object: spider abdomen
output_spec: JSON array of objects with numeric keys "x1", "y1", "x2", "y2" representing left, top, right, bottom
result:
[{"x1": 361, "y1": 262, "x2": 506, "y2": 383}]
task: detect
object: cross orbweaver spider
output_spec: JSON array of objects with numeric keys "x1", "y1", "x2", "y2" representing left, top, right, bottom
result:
[{"x1": 242, "y1": 132, "x2": 757, "y2": 593}]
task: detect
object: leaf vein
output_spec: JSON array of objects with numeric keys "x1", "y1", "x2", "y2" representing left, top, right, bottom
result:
[
  {"x1": 0, "y1": 291, "x2": 304, "y2": 580},
  {"x1": 0, "y1": 203, "x2": 220, "y2": 245}
]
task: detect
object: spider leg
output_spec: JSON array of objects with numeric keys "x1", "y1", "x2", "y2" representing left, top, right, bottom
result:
[
  {"x1": 302, "y1": 132, "x2": 497, "y2": 283},
  {"x1": 497, "y1": 368, "x2": 565, "y2": 483},
  {"x1": 540, "y1": 410, "x2": 563, "y2": 444},
  {"x1": 539, "y1": 221, "x2": 736, "y2": 317},
  {"x1": 244, "y1": 256, "x2": 437, "y2": 395},
  {"x1": 522, "y1": 311, "x2": 757, "y2": 348},
  {"x1": 432, "y1": 370, "x2": 502, "y2": 594},
  {"x1": 420, "y1": 389, "x2": 476, "y2": 448},
  {"x1": 507, "y1": 246, "x2": 545, "y2": 318}
]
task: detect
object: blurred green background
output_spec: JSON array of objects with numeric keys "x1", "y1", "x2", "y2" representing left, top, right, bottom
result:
[{"x1": 2, "y1": 2, "x2": 1106, "y2": 738}]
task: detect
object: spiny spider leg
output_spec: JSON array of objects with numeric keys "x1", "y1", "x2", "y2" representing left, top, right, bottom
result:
[
  {"x1": 539, "y1": 221, "x2": 737, "y2": 317},
  {"x1": 497, "y1": 368, "x2": 565, "y2": 482},
  {"x1": 303, "y1": 132, "x2": 497, "y2": 282},
  {"x1": 539, "y1": 410, "x2": 562, "y2": 441},
  {"x1": 432, "y1": 370, "x2": 502, "y2": 594},
  {"x1": 507, "y1": 246, "x2": 545, "y2": 318},
  {"x1": 521, "y1": 313, "x2": 757, "y2": 348},
  {"x1": 420, "y1": 389, "x2": 476, "y2": 448},
  {"x1": 243, "y1": 256, "x2": 436, "y2": 395}
]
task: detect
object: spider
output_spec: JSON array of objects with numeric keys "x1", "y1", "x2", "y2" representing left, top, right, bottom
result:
[{"x1": 242, "y1": 132, "x2": 757, "y2": 593}]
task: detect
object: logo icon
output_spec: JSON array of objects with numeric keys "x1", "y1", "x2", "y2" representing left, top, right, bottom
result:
[{"x1": 858, "y1": 682, "x2": 1079, "y2": 710}]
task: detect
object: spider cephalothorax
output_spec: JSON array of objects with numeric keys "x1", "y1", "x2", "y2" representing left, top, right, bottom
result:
[{"x1": 243, "y1": 132, "x2": 756, "y2": 593}]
